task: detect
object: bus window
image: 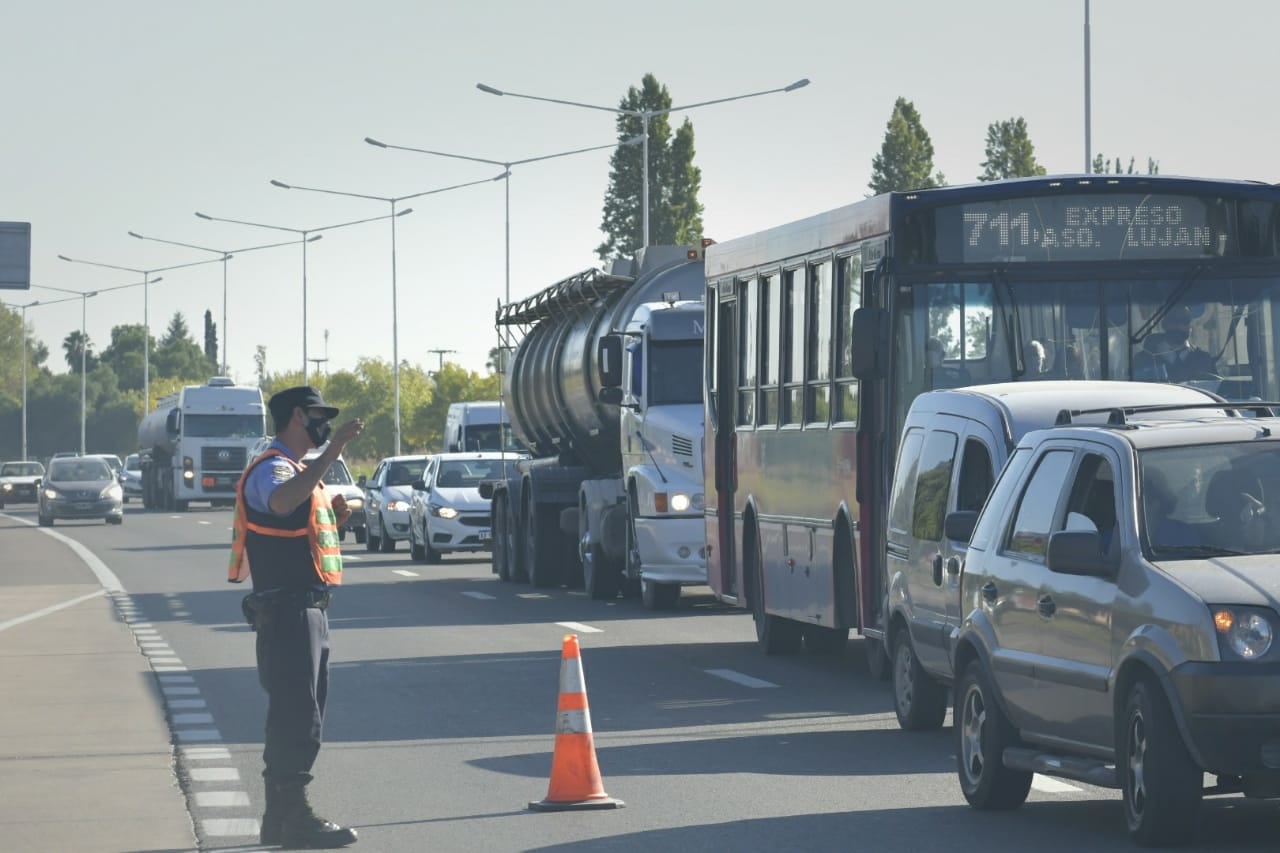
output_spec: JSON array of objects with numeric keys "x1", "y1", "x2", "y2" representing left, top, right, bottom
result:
[
  {"x1": 782, "y1": 268, "x2": 805, "y2": 424},
  {"x1": 737, "y1": 278, "x2": 757, "y2": 426},
  {"x1": 835, "y1": 253, "x2": 862, "y2": 424},
  {"x1": 807, "y1": 260, "x2": 833, "y2": 423},
  {"x1": 760, "y1": 273, "x2": 781, "y2": 425}
]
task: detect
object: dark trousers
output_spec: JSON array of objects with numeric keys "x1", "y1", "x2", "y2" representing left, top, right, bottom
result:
[{"x1": 255, "y1": 604, "x2": 330, "y2": 784}]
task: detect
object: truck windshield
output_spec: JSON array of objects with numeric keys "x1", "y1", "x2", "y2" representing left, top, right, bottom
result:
[
  {"x1": 183, "y1": 414, "x2": 266, "y2": 439},
  {"x1": 1141, "y1": 440, "x2": 1280, "y2": 559},
  {"x1": 647, "y1": 340, "x2": 704, "y2": 406}
]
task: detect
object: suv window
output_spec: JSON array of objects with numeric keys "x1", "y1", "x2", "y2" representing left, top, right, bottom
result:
[
  {"x1": 1005, "y1": 450, "x2": 1074, "y2": 561},
  {"x1": 889, "y1": 430, "x2": 925, "y2": 535},
  {"x1": 970, "y1": 448, "x2": 1030, "y2": 550},
  {"x1": 911, "y1": 430, "x2": 958, "y2": 541}
]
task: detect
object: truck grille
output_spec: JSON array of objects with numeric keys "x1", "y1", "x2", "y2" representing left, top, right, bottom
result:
[
  {"x1": 201, "y1": 446, "x2": 248, "y2": 472},
  {"x1": 672, "y1": 434, "x2": 694, "y2": 457}
]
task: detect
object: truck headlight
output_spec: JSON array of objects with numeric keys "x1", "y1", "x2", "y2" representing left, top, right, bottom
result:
[
  {"x1": 670, "y1": 493, "x2": 691, "y2": 512},
  {"x1": 430, "y1": 503, "x2": 459, "y2": 519},
  {"x1": 1212, "y1": 606, "x2": 1275, "y2": 659}
]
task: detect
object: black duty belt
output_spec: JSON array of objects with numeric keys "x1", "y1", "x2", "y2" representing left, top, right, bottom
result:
[{"x1": 241, "y1": 587, "x2": 331, "y2": 629}]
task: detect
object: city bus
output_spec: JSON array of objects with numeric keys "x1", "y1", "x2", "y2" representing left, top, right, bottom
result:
[{"x1": 702, "y1": 174, "x2": 1280, "y2": 667}]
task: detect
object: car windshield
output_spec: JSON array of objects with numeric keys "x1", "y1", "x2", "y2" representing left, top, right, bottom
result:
[
  {"x1": 321, "y1": 460, "x2": 353, "y2": 486},
  {"x1": 1, "y1": 462, "x2": 44, "y2": 477},
  {"x1": 125, "y1": 455, "x2": 140, "y2": 471},
  {"x1": 384, "y1": 459, "x2": 427, "y2": 486},
  {"x1": 1141, "y1": 440, "x2": 1280, "y2": 559},
  {"x1": 48, "y1": 459, "x2": 112, "y2": 482},
  {"x1": 91, "y1": 456, "x2": 122, "y2": 474},
  {"x1": 434, "y1": 460, "x2": 502, "y2": 488}
]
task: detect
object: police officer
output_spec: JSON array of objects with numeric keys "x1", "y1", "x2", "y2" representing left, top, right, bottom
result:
[{"x1": 229, "y1": 386, "x2": 363, "y2": 848}]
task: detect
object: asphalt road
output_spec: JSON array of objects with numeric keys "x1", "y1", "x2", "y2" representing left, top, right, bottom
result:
[{"x1": 9, "y1": 502, "x2": 1278, "y2": 852}]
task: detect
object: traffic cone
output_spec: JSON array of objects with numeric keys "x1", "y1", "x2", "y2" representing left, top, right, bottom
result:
[{"x1": 528, "y1": 634, "x2": 624, "y2": 811}]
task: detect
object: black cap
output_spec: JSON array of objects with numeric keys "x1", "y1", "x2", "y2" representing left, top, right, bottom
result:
[{"x1": 268, "y1": 385, "x2": 339, "y2": 430}]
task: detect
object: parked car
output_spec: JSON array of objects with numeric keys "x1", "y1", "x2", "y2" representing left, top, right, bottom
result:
[
  {"x1": 0, "y1": 460, "x2": 46, "y2": 508},
  {"x1": 38, "y1": 456, "x2": 123, "y2": 526},
  {"x1": 363, "y1": 455, "x2": 428, "y2": 553},
  {"x1": 303, "y1": 449, "x2": 366, "y2": 544},
  {"x1": 882, "y1": 381, "x2": 1223, "y2": 732},
  {"x1": 408, "y1": 452, "x2": 515, "y2": 563},
  {"x1": 120, "y1": 453, "x2": 144, "y2": 502},
  {"x1": 948, "y1": 403, "x2": 1280, "y2": 846}
]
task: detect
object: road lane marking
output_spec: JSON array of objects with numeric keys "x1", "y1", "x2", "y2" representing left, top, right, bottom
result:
[
  {"x1": 175, "y1": 728, "x2": 222, "y2": 742},
  {"x1": 393, "y1": 569, "x2": 418, "y2": 577},
  {"x1": 0, "y1": 590, "x2": 104, "y2": 634},
  {"x1": 154, "y1": 665, "x2": 189, "y2": 672},
  {"x1": 163, "y1": 686, "x2": 200, "y2": 696},
  {"x1": 463, "y1": 591, "x2": 495, "y2": 600},
  {"x1": 158, "y1": 675, "x2": 194, "y2": 684},
  {"x1": 172, "y1": 610, "x2": 191, "y2": 617},
  {"x1": 198, "y1": 520, "x2": 212, "y2": 525},
  {"x1": 556, "y1": 621, "x2": 603, "y2": 633},
  {"x1": 190, "y1": 767, "x2": 240, "y2": 782},
  {"x1": 173, "y1": 713, "x2": 215, "y2": 725},
  {"x1": 182, "y1": 747, "x2": 230, "y2": 761},
  {"x1": 167, "y1": 699, "x2": 207, "y2": 710},
  {"x1": 201, "y1": 818, "x2": 260, "y2": 837},
  {"x1": 517, "y1": 593, "x2": 551, "y2": 600},
  {"x1": 344, "y1": 555, "x2": 362, "y2": 561},
  {"x1": 705, "y1": 669, "x2": 779, "y2": 689},
  {"x1": 1031, "y1": 775, "x2": 1082, "y2": 793},
  {"x1": 194, "y1": 791, "x2": 250, "y2": 808}
]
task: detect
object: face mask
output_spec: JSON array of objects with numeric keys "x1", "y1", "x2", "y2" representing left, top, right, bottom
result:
[{"x1": 305, "y1": 415, "x2": 332, "y2": 448}]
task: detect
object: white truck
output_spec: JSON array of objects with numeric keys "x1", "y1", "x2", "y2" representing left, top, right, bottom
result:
[
  {"x1": 137, "y1": 377, "x2": 267, "y2": 511},
  {"x1": 484, "y1": 245, "x2": 707, "y2": 609},
  {"x1": 444, "y1": 401, "x2": 518, "y2": 453}
]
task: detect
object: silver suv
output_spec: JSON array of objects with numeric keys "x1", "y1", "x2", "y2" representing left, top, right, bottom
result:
[{"x1": 949, "y1": 403, "x2": 1280, "y2": 846}]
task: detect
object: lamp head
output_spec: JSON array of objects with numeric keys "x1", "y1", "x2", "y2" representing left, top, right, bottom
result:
[
  {"x1": 784, "y1": 78, "x2": 811, "y2": 92},
  {"x1": 305, "y1": 235, "x2": 323, "y2": 243},
  {"x1": 476, "y1": 83, "x2": 504, "y2": 96},
  {"x1": 127, "y1": 231, "x2": 144, "y2": 240},
  {"x1": 151, "y1": 276, "x2": 164, "y2": 284},
  {"x1": 364, "y1": 137, "x2": 387, "y2": 148},
  {"x1": 195, "y1": 212, "x2": 213, "y2": 220},
  {"x1": 57, "y1": 254, "x2": 73, "y2": 262},
  {"x1": 396, "y1": 207, "x2": 414, "y2": 217},
  {"x1": 270, "y1": 179, "x2": 292, "y2": 189}
]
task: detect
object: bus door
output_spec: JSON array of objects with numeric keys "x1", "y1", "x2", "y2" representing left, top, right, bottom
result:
[{"x1": 713, "y1": 294, "x2": 739, "y2": 598}]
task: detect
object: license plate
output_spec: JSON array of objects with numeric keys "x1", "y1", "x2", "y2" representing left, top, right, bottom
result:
[
  {"x1": 74, "y1": 502, "x2": 93, "y2": 510},
  {"x1": 478, "y1": 529, "x2": 491, "y2": 541}
]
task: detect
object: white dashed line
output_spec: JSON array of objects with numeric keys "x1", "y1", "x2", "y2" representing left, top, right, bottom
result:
[
  {"x1": 173, "y1": 713, "x2": 215, "y2": 725},
  {"x1": 201, "y1": 818, "x2": 260, "y2": 837},
  {"x1": 163, "y1": 686, "x2": 201, "y2": 696},
  {"x1": 158, "y1": 674, "x2": 194, "y2": 683},
  {"x1": 167, "y1": 699, "x2": 207, "y2": 710},
  {"x1": 1031, "y1": 775, "x2": 1082, "y2": 793},
  {"x1": 344, "y1": 555, "x2": 362, "y2": 561},
  {"x1": 462, "y1": 591, "x2": 495, "y2": 600},
  {"x1": 181, "y1": 747, "x2": 231, "y2": 761},
  {"x1": 154, "y1": 665, "x2": 189, "y2": 672},
  {"x1": 150, "y1": 657, "x2": 184, "y2": 665},
  {"x1": 556, "y1": 621, "x2": 603, "y2": 633},
  {"x1": 517, "y1": 593, "x2": 551, "y2": 600},
  {"x1": 705, "y1": 669, "x2": 780, "y2": 689},
  {"x1": 194, "y1": 791, "x2": 251, "y2": 807},
  {"x1": 392, "y1": 570, "x2": 418, "y2": 577},
  {"x1": 175, "y1": 728, "x2": 223, "y2": 742},
  {"x1": 172, "y1": 610, "x2": 191, "y2": 617},
  {"x1": 169, "y1": 515, "x2": 182, "y2": 520},
  {"x1": 198, "y1": 520, "x2": 212, "y2": 525},
  {"x1": 190, "y1": 767, "x2": 240, "y2": 782}
]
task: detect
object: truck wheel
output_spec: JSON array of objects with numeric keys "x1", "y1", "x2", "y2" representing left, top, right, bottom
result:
[
  {"x1": 525, "y1": 502, "x2": 563, "y2": 588},
  {"x1": 745, "y1": 524, "x2": 802, "y2": 654},
  {"x1": 493, "y1": 498, "x2": 511, "y2": 581},
  {"x1": 802, "y1": 625, "x2": 849, "y2": 655},
  {"x1": 1121, "y1": 679, "x2": 1202, "y2": 847},
  {"x1": 641, "y1": 578, "x2": 680, "y2": 610},
  {"x1": 892, "y1": 626, "x2": 947, "y2": 730},
  {"x1": 584, "y1": 540, "x2": 620, "y2": 600},
  {"x1": 957, "y1": 660, "x2": 1031, "y2": 810}
]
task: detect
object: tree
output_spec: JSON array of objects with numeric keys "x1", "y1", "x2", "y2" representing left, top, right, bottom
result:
[
  {"x1": 154, "y1": 312, "x2": 212, "y2": 382},
  {"x1": 979, "y1": 117, "x2": 1047, "y2": 181},
  {"x1": 254, "y1": 345, "x2": 268, "y2": 388},
  {"x1": 99, "y1": 324, "x2": 153, "y2": 392},
  {"x1": 597, "y1": 74, "x2": 705, "y2": 261},
  {"x1": 62, "y1": 329, "x2": 98, "y2": 372},
  {"x1": 869, "y1": 97, "x2": 945, "y2": 195},
  {"x1": 203, "y1": 309, "x2": 219, "y2": 372},
  {"x1": 1092, "y1": 154, "x2": 1160, "y2": 175}
]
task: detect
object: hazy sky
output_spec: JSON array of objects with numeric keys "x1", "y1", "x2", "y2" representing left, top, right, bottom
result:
[{"x1": 4, "y1": 0, "x2": 1277, "y2": 384}]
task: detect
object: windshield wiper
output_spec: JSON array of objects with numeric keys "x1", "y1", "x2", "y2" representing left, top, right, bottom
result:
[
  {"x1": 1151, "y1": 543, "x2": 1248, "y2": 557},
  {"x1": 1132, "y1": 265, "x2": 1206, "y2": 344},
  {"x1": 993, "y1": 269, "x2": 1025, "y2": 378}
]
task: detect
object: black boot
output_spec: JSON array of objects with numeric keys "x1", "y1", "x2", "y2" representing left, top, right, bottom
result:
[
  {"x1": 277, "y1": 782, "x2": 358, "y2": 849},
  {"x1": 260, "y1": 781, "x2": 284, "y2": 845}
]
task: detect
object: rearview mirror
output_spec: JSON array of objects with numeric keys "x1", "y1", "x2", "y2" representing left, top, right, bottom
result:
[
  {"x1": 598, "y1": 386, "x2": 623, "y2": 405},
  {"x1": 851, "y1": 307, "x2": 886, "y2": 380},
  {"x1": 598, "y1": 335, "x2": 623, "y2": 388},
  {"x1": 356, "y1": 475, "x2": 367, "y2": 488},
  {"x1": 944, "y1": 510, "x2": 978, "y2": 543},
  {"x1": 1047, "y1": 530, "x2": 1118, "y2": 577}
]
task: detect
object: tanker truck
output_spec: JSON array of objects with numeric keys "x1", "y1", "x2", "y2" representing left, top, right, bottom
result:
[
  {"x1": 484, "y1": 244, "x2": 707, "y2": 610},
  {"x1": 138, "y1": 377, "x2": 266, "y2": 511}
]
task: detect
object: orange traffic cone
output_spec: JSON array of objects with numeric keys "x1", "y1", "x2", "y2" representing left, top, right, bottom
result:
[{"x1": 528, "y1": 634, "x2": 624, "y2": 811}]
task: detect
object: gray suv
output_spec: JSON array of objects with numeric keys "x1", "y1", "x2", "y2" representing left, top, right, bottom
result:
[{"x1": 949, "y1": 403, "x2": 1280, "y2": 846}]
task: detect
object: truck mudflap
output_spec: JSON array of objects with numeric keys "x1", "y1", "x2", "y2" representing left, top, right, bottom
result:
[{"x1": 632, "y1": 515, "x2": 706, "y2": 585}]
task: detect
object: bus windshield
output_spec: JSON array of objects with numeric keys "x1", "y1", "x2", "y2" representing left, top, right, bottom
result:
[{"x1": 893, "y1": 273, "x2": 1280, "y2": 418}]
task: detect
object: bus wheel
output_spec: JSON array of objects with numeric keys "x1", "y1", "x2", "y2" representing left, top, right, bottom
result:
[{"x1": 746, "y1": 524, "x2": 802, "y2": 654}]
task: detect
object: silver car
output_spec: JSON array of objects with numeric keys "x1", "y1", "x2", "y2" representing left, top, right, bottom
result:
[
  {"x1": 951, "y1": 407, "x2": 1280, "y2": 846},
  {"x1": 407, "y1": 453, "x2": 512, "y2": 563},
  {"x1": 0, "y1": 460, "x2": 46, "y2": 507},
  {"x1": 38, "y1": 457, "x2": 124, "y2": 526}
]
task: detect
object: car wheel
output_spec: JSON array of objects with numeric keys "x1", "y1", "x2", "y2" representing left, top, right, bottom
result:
[
  {"x1": 892, "y1": 627, "x2": 948, "y2": 730},
  {"x1": 641, "y1": 578, "x2": 681, "y2": 611},
  {"x1": 409, "y1": 522, "x2": 427, "y2": 563},
  {"x1": 379, "y1": 515, "x2": 396, "y2": 552},
  {"x1": 1121, "y1": 679, "x2": 1202, "y2": 847},
  {"x1": 365, "y1": 515, "x2": 380, "y2": 552},
  {"x1": 425, "y1": 538, "x2": 443, "y2": 564},
  {"x1": 107, "y1": 515, "x2": 123, "y2": 526},
  {"x1": 175, "y1": 500, "x2": 189, "y2": 512},
  {"x1": 957, "y1": 660, "x2": 1032, "y2": 810},
  {"x1": 354, "y1": 525, "x2": 367, "y2": 545},
  {"x1": 745, "y1": 522, "x2": 802, "y2": 654}
]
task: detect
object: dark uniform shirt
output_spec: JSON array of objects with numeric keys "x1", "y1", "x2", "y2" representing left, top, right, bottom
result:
[{"x1": 243, "y1": 440, "x2": 321, "y2": 593}]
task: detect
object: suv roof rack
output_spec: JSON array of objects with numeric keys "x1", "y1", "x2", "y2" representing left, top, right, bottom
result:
[{"x1": 1054, "y1": 401, "x2": 1280, "y2": 426}]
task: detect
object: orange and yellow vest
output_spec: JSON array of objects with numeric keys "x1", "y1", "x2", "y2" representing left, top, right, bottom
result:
[{"x1": 228, "y1": 447, "x2": 343, "y2": 586}]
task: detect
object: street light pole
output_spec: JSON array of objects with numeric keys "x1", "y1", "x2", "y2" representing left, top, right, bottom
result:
[
  {"x1": 57, "y1": 254, "x2": 222, "y2": 409},
  {"x1": 364, "y1": 137, "x2": 639, "y2": 305},
  {"x1": 1084, "y1": 0, "x2": 1092, "y2": 173},
  {"x1": 127, "y1": 231, "x2": 318, "y2": 376},
  {"x1": 194, "y1": 209, "x2": 413, "y2": 385},
  {"x1": 14, "y1": 295, "x2": 78, "y2": 461},
  {"x1": 269, "y1": 173, "x2": 503, "y2": 455},
  {"x1": 476, "y1": 78, "x2": 810, "y2": 247}
]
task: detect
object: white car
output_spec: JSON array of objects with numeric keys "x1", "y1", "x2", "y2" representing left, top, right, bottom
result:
[
  {"x1": 364, "y1": 455, "x2": 429, "y2": 553},
  {"x1": 0, "y1": 460, "x2": 46, "y2": 508},
  {"x1": 119, "y1": 453, "x2": 143, "y2": 502},
  {"x1": 303, "y1": 449, "x2": 366, "y2": 544},
  {"x1": 408, "y1": 452, "x2": 516, "y2": 563}
]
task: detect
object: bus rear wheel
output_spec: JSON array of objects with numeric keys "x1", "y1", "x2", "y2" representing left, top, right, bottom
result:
[{"x1": 746, "y1": 523, "x2": 802, "y2": 654}]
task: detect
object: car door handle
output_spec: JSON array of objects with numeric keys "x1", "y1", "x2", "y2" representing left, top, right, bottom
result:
[
  {"x1": 981, "y1": 582, "x2": 998, "y2": 602},
  {"x1": 1038, "y1": 595, "x2": 1056, "y2": 617},
  {"x1": 932, "y1": 554, "x2": 944, "y2": 586}
]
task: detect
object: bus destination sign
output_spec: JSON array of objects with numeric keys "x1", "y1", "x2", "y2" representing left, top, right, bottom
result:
[{"x1": 928, "y1": 194, "x2": 1236, "y2": 263}]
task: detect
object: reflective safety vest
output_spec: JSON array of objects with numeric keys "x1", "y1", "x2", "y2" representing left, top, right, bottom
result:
[{"x1": 228, "y1": 447, "x2": 343, "y2": 586}]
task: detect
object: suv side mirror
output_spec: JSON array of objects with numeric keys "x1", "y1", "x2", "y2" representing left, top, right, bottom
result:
[
  {"x1": 1047, "y1": 530, "x2": 1118, "y2": 577},
  {"x1": 165, "y1": 407, "x2": 181, "y2": 436},
  {"x1": 598, "y1": 335, "x2": 623, "y2": 388},
  {"x1": 944, "y1": 510, "x2": 979, "y2": 543},
  {"x1": 411, "y1": 479, "x2": 426, "y2": 492},
  {"x1": 356, "y1": 475, "x2": 367, "y2": 488}
]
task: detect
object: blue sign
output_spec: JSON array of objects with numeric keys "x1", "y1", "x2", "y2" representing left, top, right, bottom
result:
[{"x1": 0, "y1": 222, "x2": 31, "y2": 290}]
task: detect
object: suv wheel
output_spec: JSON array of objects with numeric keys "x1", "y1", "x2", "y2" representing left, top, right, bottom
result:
[
  {"x1": 892, "y1": 628, "x2": 947, "y2": 730},
  {"x1": 1121, "y1": 680, "x2": 1202, "y2": 847},
  {"x1": 957, "y1": 661, "x2": 1031, "y2": 810}
]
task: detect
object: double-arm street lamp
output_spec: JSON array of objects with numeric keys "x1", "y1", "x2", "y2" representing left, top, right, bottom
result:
[
  {"x1": 363, "y1": 136, "x2": 640, "y2": 305},
  {"x1": 476, "y1": 78, "x2": 811, "y2": 248},
  {"x1": 269, "y1": 173, "x2": 507, "y2": 455},
  {"x1": 193, "y1": 209, "x2": 412, "y2": 384},
  {"x1": 126, "y1": 231, "x2": 320, "y2": 376},
  {"x1": 56, "y1": 254, "x2": 225, "y2": 409},
  {"x1": 13, "y1": 295, "x2": 79, "y2": 460}
]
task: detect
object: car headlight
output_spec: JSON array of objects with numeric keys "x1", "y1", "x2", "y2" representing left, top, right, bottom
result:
[
  {"x1": 429, "y1": 503, "x2": 459, "y2": 519},
  {"x1": 1212, "y1": 606, "x2": 1275, "y2": 659},
  {"x1": 100, "y1": 484, "x2": 122, "y2": 499},
  {"x1": 1, "y1": 482, "x2": 12, "y2": 492},
  {"x1": 346, "y1": 497, "x2": 364, "y2": 509},
  {"x1": 44, "y1": 488, "x2": 60, "y2": 500},
  {"x1": 386, "y1": 500, "x2": 410, "y2": 512}
]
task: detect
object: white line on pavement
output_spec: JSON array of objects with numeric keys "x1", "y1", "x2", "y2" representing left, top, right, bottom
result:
[
  {"x1": 517, "y1": 593, "x2": 551, "y2": 600},
  {"x1": 705, "y1": 669, "x2": 780, "y2": 689},
  {"x1": 173, "y1": 713, "x2": 215, "y2": 725},
  {"x1": 556, "y1": 621, "x2": 603, "y2": 633},
  {"x1": 166, "y1": 699, "x2": 207, "y2": 710},
  {"x1": 392, "y1": 569, "x2": 418, "y2": 577},
  {"x1": 168, "y1": 515, "x2": 181, "y2": 520},
  {"x1": 201, "y1": 818, "x2": 260, "y2": 837},
  {"x1": 462, "y1": 591, "x2": 495, "y2": 600},
  {"x1": 1031, "y1": 775, "x2": 1082, "y2": 793},
  {"x1": 344, "y1": 555, "x2": 362, "y2": 561},
  {"x1": 182, "y1": 747, "x2": 231, "y2": 761},
  {"x1": 195, "y1": 791, "x2": 250, "y2": 808},
  {"x1": 0, "y1": 590, "x2": 104, "y2": 634},
  {"x1": 175, "y1": 728, "x2": 223, "y2": 742},
  {"x1": 190, "y1": 767, "x2": 240, "y2": 782},
  {"x1": 163, "y1": 686, "x2": 201, "y2": 696}
]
